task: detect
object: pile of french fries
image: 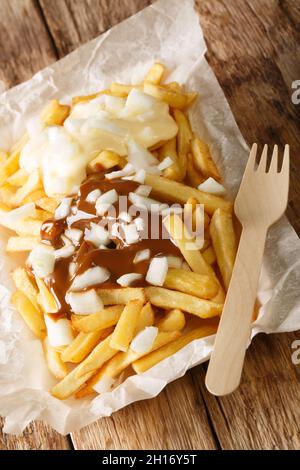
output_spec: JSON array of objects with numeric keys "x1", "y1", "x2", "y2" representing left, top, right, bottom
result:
[{"x1": 0, "y1": 63, "x2": 238, "y2": 400}]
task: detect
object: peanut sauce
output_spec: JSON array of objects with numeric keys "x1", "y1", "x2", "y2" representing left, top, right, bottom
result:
[{"x1": 40, "y1": 173, "x2": 182, "y2": 317}]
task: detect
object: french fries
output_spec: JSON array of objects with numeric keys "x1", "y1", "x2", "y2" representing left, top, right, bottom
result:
[
  {"x1": 61, "y1": 328, "x2": 113, "y2": 363},
  {"x1": 191, "y1": 138, "x2": 221, "y2": 182},
  {"x1": 11, "y1": 291, "x2": 46, "y2": 339},
  {"x1": 43, "y1": 338, "x2": 68, "y2": 379},
  {"x1": 155, "y1": 309, "x2": 186, "y2": 332},
  {"x1": 210, "y1": 208, "x2": 237, "y2": 290},
  {"x1": 132, "y1": 322, "x2": 218, "y2": 374},
  {"x1": 110, "y1": 300, "x2": 143, "y2": 352},
  {"x1": 4, "y1": 62, "x2": 240, "y2": 404},
  {"x1": 71, "y1": 305, "x2": 124, "y2": 333},
  {"x1": 164, "y1": 268, "x2": 219, "y2": 299},
  {"x1": 145, "y1": 287, "x2": 222, "y2": 319},
  {"x1": 6, "y1": 236, "x2": 40, "y2": 252},
  {"x1": 145, "y1": 174, "x2": 232, "y2": 214},
  {"x1": 41, "y1": 99, "x2": 70, "y2": 126},
  {"x1": 144, "y1": 63, "x2": 165, "y2": 84}
]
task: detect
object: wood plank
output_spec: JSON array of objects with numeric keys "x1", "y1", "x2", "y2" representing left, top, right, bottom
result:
[
  {"x1": 196, "y1": 0, "x2": 300, "y2": 234},
  {"x1": 39, "y1": 0, "x2": 153, "y2": 57},
  {"x1": 71, "y1": 372, "x2": 218, "y2": 450},
  {"x1": 0, "y1": 418, "x2": 72, "y2": 450},
  {"x1": 196, "y1": 332, "x2": 300, "y2": 450},
  {"x1": 0, "y1": 0, "x2": 58, "y2": 88}
]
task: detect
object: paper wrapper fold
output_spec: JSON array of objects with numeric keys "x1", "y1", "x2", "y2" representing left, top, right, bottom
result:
[{"x1": 0, "y1": 0, "x2": 299, "y2": 435}]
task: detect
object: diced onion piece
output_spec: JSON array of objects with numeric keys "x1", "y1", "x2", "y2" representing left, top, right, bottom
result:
[
  {"x1": 28, "y1": 245, "x2": 55, "y2": 278},
  {"x1": 119, "y1": 211, "x2": 132, "y2": 223},
  {"x1": 128, "y1": 192, "x2": 162, "y2": 212},
  {"x1": 130, "y1": 326, "x2": 158, "y2": 354},
  {"x1": 134, "y1": 217, "x2": 145, "y2": 231},
  {"x1": 54, "y1": 198, "x2": 72, "y2": 220},
  {"x1": 65, "y1": 228, "x2": 83, "y2": 244},
  {"x1": 133, "y1": 249, "x2": 151, "y2": 264},
  {"x1": 125, "y1": 88, "x2": 156, "y2": 114},
  {"x1": 127, "y1": 139, "x2": 159, "y2": 172},
  {"x1": 3, "y1": 203, "x2": 36, "y2": 223},
  {"x1": 92, "y1": 375, "x2": 116, "y2": 394},
  {"x1": 157, "y1": 156, "x2": 173, "y2": 171},
  {"x1": 123, "y1": 169, "x2": 146, "y2": 184},
  {"x1": 123, "y1": 223, "x2": 140, "y2": 245},
  {"x1": 197, "y1": 177, "x2": 226, "y2": 196},
  {"x1": 111, "y1": 222, "x2": 120, "y2": 237},
  {"x1": 69, "y1": 262, "x2": 77, "y2": 278},
  {"x1": 54, "y1": 244, "x2": 75, "y2": 259},
  {"x1": 67, "y1": 210, "x2": 96, "y2": 226},
  {"x1": 86, "y1": 189, "x2": 101, "y2": 203},
  {"x1": 135, "y1": 185, "x2": 152, "y2": 197},
  {"x1": 71, "y1": 266, "x2": 110, "y2": 291},
  {"x1": 84, "y1": 222, "x2": 110, "y2": 247},
  {"x1": 116, "y1": 273, "x2": 143, "y2": 286},
  {"x1": 105, "y1": 163, "x2": 135, "y2": 180},
  {"x1": 65, "y1": 289, "x2": 103, "y2": 314},
  {"x1": 95, "y1": 189, "x2": 118, "y2": 215},
  {"x1": 166, "y1": 255, "x2": 183, "y2": 269},
  {"x1": 146, "y1": 257, "x2": 168, "y2": 286},
  {"x1": 44, "y1": 315, "x2": 73, "y2": 347}
]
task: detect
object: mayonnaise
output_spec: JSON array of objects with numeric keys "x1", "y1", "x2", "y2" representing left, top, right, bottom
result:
[{"x1": 20, "y1": 89, "x2": 178, "y2": 196}]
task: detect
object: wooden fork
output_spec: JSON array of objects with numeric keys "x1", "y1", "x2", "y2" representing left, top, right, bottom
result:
[{"x1": 205, "y1": 144, "x2": 290, "y2": 396}]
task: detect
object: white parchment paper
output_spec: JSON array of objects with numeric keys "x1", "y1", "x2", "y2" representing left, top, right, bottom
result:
[{"x1": 0, "y1": 0, "x2": 299, "y2": 435}]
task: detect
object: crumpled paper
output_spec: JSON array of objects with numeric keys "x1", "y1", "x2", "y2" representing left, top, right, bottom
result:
[{"x1": 0, "y1": 0, "x2": 300, "y2": 435}]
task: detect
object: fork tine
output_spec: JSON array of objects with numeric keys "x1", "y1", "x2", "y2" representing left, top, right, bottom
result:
[
  {"x1": 281, "y1": 144, "x2": 290, "y2": 175},
  {"x1": 268, "y1": 145, "x2": 279, "y2": 173},
  {"x1": 257, "y1": 144, "x2": 268, "y2": 172},
  {"x1": 244, "y1": 143, "x2": 258, "y2": 174}
]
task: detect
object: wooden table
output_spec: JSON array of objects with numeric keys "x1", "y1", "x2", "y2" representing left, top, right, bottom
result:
[{"x1": 0, "y1": 0, "x2": 299, "y2": 450}]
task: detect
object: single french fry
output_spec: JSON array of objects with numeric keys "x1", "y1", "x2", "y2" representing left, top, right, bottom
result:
[
  {"x1": 186, "y1": 153, "x2": 204, "y2": 187},
  {"x1": 35, "y1": 196, "x2": 59, "y2": 213},
  {"x1": 210, "y1": 208, "x2": 237, "y2": 290},
  {"x1": 143, "y1": 82, "x2": 188, "y2": 109},
  {"x1": 43, "y1": 338, "x2": 68, "y2": 379},
  {"x1": 0, "y1": 184, "x2": 16, "y2": 207},
  {"x1": 110, "y1": 83, "x2": 137, "y2": 97},
  {"x1": 97, "y1": 287, "x2": 146, "y2": 305},
  {"x1": 11, "y1": 290, "x2": 46, "y2": 339},
  {"x1": 61, "y1": 328, "x2": 113, "y2": 363},
  {"x1": 76, "y1": 330, "x2": 180, "y2": 398},
  {"x1": 71, "y1": 305, "x2": 124, "y2": 333},
  {"x1": 7, "y1": 168, "x2": 28, "y2": 187},
  {"x1": 173, "y1": 109, "x2": 193, "y2": 156},
  {"x1": 202, "y1": 245, "x2": 217, "y2": 265},
  {"x1": 52, "y1": 334, "x2": 118, "y2": 399},
  {"x1": 134, "y1": 301, "x2": 154, "y2": 334},
  {"x1": 6, "y1": 236, "x2": 39, "y2": 252},
  {"x1": 146, "y1": 287, "x2": 222, "y2": 318},
  {"x1": 158, "y1": 138, "x2": 183, "y2": 182},
  {"x1": 75, "y1": 334, "x2": 118, "y2": 379},
  {"x1": 155, "y1": 309, "x2": 186, "y2": 332},
  {"x1": 72, "y1": 90, "x2": 109, "y2": 106},
  {"x1": 144, "y1": 63, "x2": 165, "y2": 84},
  {"x1": 23, "y1": 189, "x2": 47, "y2": 204},
  {"x1": 12, "y1": 170, "x2": 41, "y2": 206},
  {"x1": 88, "y1": 151, "x2": 121, "y2": 172},
  {"x1": 11, "y1": 267, "x2": 40, "y2": 312},
  {"x1": 0, "y1": 149, "x2": 20, "y2": 186},
  {"x1": 145, "y1": 174, "x2": 232, "y2": 214},
  {"x1": 164, "y1": 268, "x2": 219, "y2": 299},
  {"x1": 35, "y1": 277, "x2": 59, "y2": 314},
  {"x1": 110, "y1": 300, "x2": 143, "y2": 352},
  {"x1": 41, "y1": 99, "x2": 70, "y2": 126},
  {"x1": 191, "y1": 138, "x2": 221, "y2": 182},
  {"x1": 132, "y1": 323, "x2": 218, "y2": 373}
]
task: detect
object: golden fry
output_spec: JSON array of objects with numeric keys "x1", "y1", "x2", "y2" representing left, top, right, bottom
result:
[
  {"x1": 191, "y1": 138, "x2": 221, "y2": 182},
  {"x1": 155, "y1": 309, "x2": 186, "y2": 332},
  {"x1": 110, "y1": 300, "x2": 143, "y2": 352},
  {"x1": 12, "y1": 290, "x2": 46, "y2": 339},
  {"x1": 71, "y1": 305, "x2": 124, "y2": 333},
  {"x1": 43, "y1": 338, "x2": 68, "y2": 379},
  {"x1": 164, "y1": 268, "x2": 219, "y2": 299},
  {"x1": 98, "y1": 288, "x2": 146, "y2": 305},
  {"x1": 41, "y1": 99, "x2": 70, "y2": 126},
  {"x1": 11, "y1": 267, "x2": 40, "y2": 312},
  {"x1": 61, "y1": 328, "x2": 113, "y2": 363},
  {"x1": 144, "y1": 63, "x2": 165, "y2": 84}
]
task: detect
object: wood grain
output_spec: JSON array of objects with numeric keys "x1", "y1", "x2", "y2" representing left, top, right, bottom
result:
[
  {"x1": 0, "y1": 418, "x2": 71, "y2": 450},
  {"x1": 0, "y1": 0, "x2": 57, "y2": 89},
  {"x1": 71, "y1": 373, "x2": 218, "y2": 450},
  {"x1": 39, "y1": 0, "x2": 153, "y2": 57},
  {"x1": 0, "y1": 0, "x2": 299, "y2": 451}
]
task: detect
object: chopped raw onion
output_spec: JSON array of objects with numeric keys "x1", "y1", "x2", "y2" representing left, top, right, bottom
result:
[
  {"x1": 197, "y1": 177, "x2": 226, "y2": 196},
  {"x1": 28, "y1": 245, "x2": 55, "y2": 278},
  {"x1": 64, "y1": 228, "x2": 83, "y2": 244},
  {"x1": 65, "y1": 289, "x2": 103, "y2": 314},
  {"x1": 135, "y1": 185, "x2": 152, "y2": 197},
  {"x1": 116, "y1": 273, "x2": 143, "y2": 286},
  {"x1": 71, "y1": 266, "x2": 110, "y2": 291},
  {"x1": 123, "y1": 223, "x2": 140, "y2": 245},
  {"x1": 67, "y1": 210, "x2": 96, "y2": 226},
  {"x1": 92, "y1": 375, "x2": 116, "y2": 394},
  {"x1": 44, "y1": 315, "x2": 73, "y2": 347},
  {"x1": 133, "y1": 249, "x2": 151, "y2": 264},
  {"x1": 157, "y1": 156, "x2": 173, "y2": 171},
  {"x1": 84, "y1": 222, "x2": 110, "y2": 247},
  {"x1": 130, "y1": 326, "x2": 158, "y2": 354},
  {"x1": 54, "y1": 198, "x2": 72, "y2": 220},
  {"x1": 54, "y1": 244, "x2": 75, "y2": 259},
  {"x1": 105, "y1": 163, "x2": 135, "y2": 180},
  {"x1": 146, "y1": 257, "x2": 168, "y2": 286},
  {"x1": 86, "y1": 189, "x2": 101, "y2": 203}
]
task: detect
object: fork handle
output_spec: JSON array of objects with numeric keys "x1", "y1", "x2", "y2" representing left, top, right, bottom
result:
[{"x1": 205, "y1": 224, "x2": 267, "y2": 395}]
